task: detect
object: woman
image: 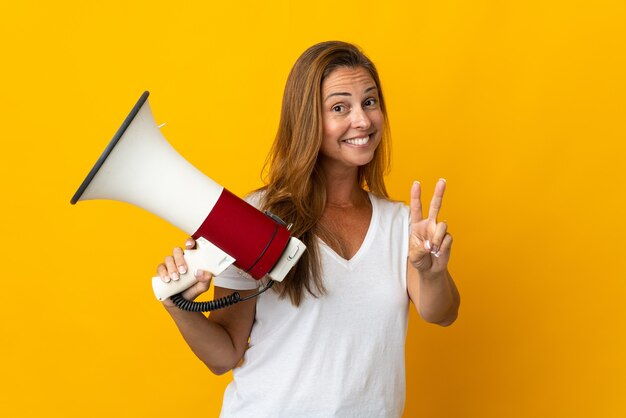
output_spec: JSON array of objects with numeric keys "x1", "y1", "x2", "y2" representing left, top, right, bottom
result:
[{"x1": 157, "y1": 41, "x2": 460, "y2": 417}]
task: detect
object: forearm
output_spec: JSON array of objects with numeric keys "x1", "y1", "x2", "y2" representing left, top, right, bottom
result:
[
  {"x1": 163, "y1": 306, "x2": 243, "y2": 375},
  {"x1": 416, "y1": 269, "x2": 460, "y2": 326}
]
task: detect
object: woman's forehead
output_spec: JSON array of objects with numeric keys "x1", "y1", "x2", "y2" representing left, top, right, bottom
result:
[{"x1": 322, "y1": 67, "x2": 376, "y2": 93}]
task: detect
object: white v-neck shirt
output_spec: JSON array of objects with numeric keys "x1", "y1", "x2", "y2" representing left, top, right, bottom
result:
[{"x1": 214, "y1": 193, "x2": 410, "y2": 418}]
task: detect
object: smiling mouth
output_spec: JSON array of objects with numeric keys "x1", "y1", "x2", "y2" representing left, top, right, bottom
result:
[{"x1": 342, "y1": 134, "x2": 372, "y2": 146}]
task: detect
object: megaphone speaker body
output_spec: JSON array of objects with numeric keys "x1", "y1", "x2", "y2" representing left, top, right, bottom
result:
[{"x1": 71, "y1": 92, "x2": 305, "y2": 301}]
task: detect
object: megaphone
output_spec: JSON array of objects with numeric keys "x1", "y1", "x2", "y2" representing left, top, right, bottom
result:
[{"x1": 71, "y1": 91, "x2": 305, "y2": 309}]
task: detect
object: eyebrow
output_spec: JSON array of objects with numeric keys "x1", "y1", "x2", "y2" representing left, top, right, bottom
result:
[{"x1": 324, "y1": 86, "x2": 378, "y2": 102}]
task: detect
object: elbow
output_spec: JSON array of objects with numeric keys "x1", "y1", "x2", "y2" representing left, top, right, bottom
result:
[
  {"x1": 418, "y1": 304, "x2": 459, "y2": 327},
  {"x1": 206, "y1": 360, "x2": 236, "y2": 376},
  {"x1": 417, "y1": 290, "x2": 461, "y2": 327},
  {"x1": 420, "y1": 311, "x2": 458, "y2": 327},
  {"x1": 204, "y1": 355, "x2": 242, "y2": 376},
  {"x1": 208, "y1": 365, "x2": 232, "y2": 376},
  {"x1": 434, "y1": 311, "x2": 458, "y2": 327}
]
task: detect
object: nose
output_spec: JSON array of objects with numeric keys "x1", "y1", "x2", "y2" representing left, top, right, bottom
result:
[{"x1": 351, "y1": 108, "x2": 371, "y2": 130}]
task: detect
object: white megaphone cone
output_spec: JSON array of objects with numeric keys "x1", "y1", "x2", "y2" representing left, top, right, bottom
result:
[{"x1": 71, "y1": 92, "x2": 305, "y2": 304}]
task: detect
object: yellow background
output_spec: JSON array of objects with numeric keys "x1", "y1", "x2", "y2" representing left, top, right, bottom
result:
[{"x1": 1, "y1": 1, "x2": 625, "y2": 417}]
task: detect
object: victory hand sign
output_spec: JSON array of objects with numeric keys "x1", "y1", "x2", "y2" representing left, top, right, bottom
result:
[
  {"x1": 407, "y1": 178, "x2": 459, "y2": 325},
  {"x1": 409, "y1": 179, "x2": 452, "y2": 274}
]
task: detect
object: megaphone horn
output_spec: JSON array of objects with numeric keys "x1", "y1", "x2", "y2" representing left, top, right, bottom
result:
[{"x1": 71, "y1": 91, "x2": 305, "y2": 308}]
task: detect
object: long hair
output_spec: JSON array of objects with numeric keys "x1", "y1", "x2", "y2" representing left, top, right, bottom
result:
[{"x1": 259, "y1": 41, "x2": 391, "y2": 306}]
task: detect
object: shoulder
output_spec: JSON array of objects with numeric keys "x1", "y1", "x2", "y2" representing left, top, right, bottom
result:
[
  {"x1": 242, "y1": 189, "x2": 265, "y2": 209},
  {"x1": 369, "y1": 193, "x2": 409, "y2": 218}
]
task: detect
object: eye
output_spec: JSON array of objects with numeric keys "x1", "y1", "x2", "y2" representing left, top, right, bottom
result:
[
  {"x1": 331, "y1": 104, "x2": 346, "y2": 113},
  {"x1": 363, "y1": 98, "x2": 377, "y2": 107}
]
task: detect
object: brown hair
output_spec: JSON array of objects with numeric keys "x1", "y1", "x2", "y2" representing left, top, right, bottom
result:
[{"x1": 259, "y1": 41, "x2": 391, "y2": 306}]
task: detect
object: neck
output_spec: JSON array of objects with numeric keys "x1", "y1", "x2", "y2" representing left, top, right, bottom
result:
[{"x1": 322, "y1": 167, "x2": 367, "y2": 208}]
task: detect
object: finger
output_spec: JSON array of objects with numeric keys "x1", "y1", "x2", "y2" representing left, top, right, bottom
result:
[
  {"x1": 183, "y1": 270, "x2": 213, "y2": 300},
  {"x1": 428, "y1": 178, "x2": 446, "y2": 221},
  {"x1": 164, "y1": 255, "x2": 179, "y2": 281},
  {"x1": 173, "y1": 247, "x2": 187, "y2": 275},
  {"x1": 433, "y1": 233, "x2": 453, "y2": 261},
  {"x1": 194, "y1": 269, "x2": 213, "y2": 283},
  {"x1": 430, "y1": 221, "x2": 448, "y2": 255},
  {"x1": 439, "y1": 233, "x2": 453, "y2": 254},
  {"x1": 157, "y1": 263, "x2": 170, "y2": 283},
  {"x1": 409, "y1": 233, "x2": 426, "y2": 257},
  {"x1": 410, "y1": 181, "x2": 424, "y2": 223},
  {"x1": 409, "y1": 232, "x2": 433, "y2": 272},
  {"x1": 185, "y1": 238, "x2": 196, "y2": 249}
]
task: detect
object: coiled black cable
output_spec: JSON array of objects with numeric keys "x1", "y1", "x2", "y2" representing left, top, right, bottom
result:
[
  {"x1": 170, "y1": 291, "x2": 241, "y2": 312},
  {"x1": 170, "y1": 280, "x2": 275, "y2": 312}
]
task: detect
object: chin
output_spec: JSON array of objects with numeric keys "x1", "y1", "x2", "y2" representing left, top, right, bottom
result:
[{"x1": 352, "y1": 155, "x2": 376, "y2": 168}]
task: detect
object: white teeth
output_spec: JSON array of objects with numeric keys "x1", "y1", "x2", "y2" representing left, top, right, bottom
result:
[{"x1": 343, "y1": 135, "x2": 370, "y2": 145}]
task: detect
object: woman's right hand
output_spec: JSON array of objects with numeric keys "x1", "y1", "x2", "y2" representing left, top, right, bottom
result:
[{"x1": 157, "y1": 238, "x2": 214, "y2": 309}]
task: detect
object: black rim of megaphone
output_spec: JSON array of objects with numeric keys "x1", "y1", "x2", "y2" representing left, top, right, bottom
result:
[{"x1": 70, "y1": 91, "x2": 151, "y2": 205}]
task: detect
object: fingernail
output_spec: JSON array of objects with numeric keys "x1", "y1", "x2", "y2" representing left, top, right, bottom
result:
[
  {"x1": 163, "y1": 276, "x2": 171, "y2": 283},
  {"x1": 171, "y1": 272, "x2": 179, "y2": 281},
  {"x1": 185, "y1": 239, "x2": 194, "y2": 248},
  {"x1": 433, "y1": 251, "x2": 441, "y2": 258},
  {"x1": 424, "y1": 240, "x2": 431, "y2": 251},
  {"x1": 431, "y1": 244, "x2": 439, "y2": 254},
  {"x1": 195, "y1": 269, "x2": 203, "y2": 278},
  {"x1": 440, "y1": 178, "x2": 447, "y2": 182},
  {"x1": 178, "y1": 265, "x2": 187, "y2": 275}
]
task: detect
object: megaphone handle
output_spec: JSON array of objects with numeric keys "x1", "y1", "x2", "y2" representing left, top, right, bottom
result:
[
  {"x1": 152, "y1": 269, "x2": 199, "y2": 301},
  {"x1": 151, "y1": 238, "x2": 236, "y2": 301}
]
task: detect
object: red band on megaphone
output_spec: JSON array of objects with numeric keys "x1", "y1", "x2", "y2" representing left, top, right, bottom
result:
[{"x1": 192, "y1": 189, "x2": 291, "y2": 280}]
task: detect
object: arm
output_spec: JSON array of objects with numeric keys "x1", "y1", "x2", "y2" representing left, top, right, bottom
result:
[
  {"x1": 407, "y1": 179, "x2": 460, "y2": 326},
  {"x1": 158, "y1": 240, "x2": 256, "y2": 375},
  {"x1": 407, "y1": 263, "x2": 460, "y2": 326},
  {"x1": 162, "y1": 286, "x2": 256, "y2": 375}
]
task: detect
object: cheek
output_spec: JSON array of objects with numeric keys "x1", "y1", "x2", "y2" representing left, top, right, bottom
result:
[
  {"x1": 322, "y1": 118, "x2": 344, "y2": 142},
  {"x1": 372, "y1": 111, "x2": 385, "y2": 131}
]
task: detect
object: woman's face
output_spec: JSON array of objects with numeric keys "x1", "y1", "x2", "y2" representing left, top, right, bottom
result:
[{"x1": 319, "y1": 66, "x2": 384, "y2": 173}]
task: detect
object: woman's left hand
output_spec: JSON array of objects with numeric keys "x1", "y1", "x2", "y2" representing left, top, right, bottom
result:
[{"x1": 408, "y1": 179, "x2": 453, "y2": 276}]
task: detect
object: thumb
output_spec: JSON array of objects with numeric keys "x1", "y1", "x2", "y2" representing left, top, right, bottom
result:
[
  {"x1": 409, "y1": 233, "x2": 432, "y2": 271},
  {"x1": 180, "y1": 269, "x2": 213, "y2": 301}
]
